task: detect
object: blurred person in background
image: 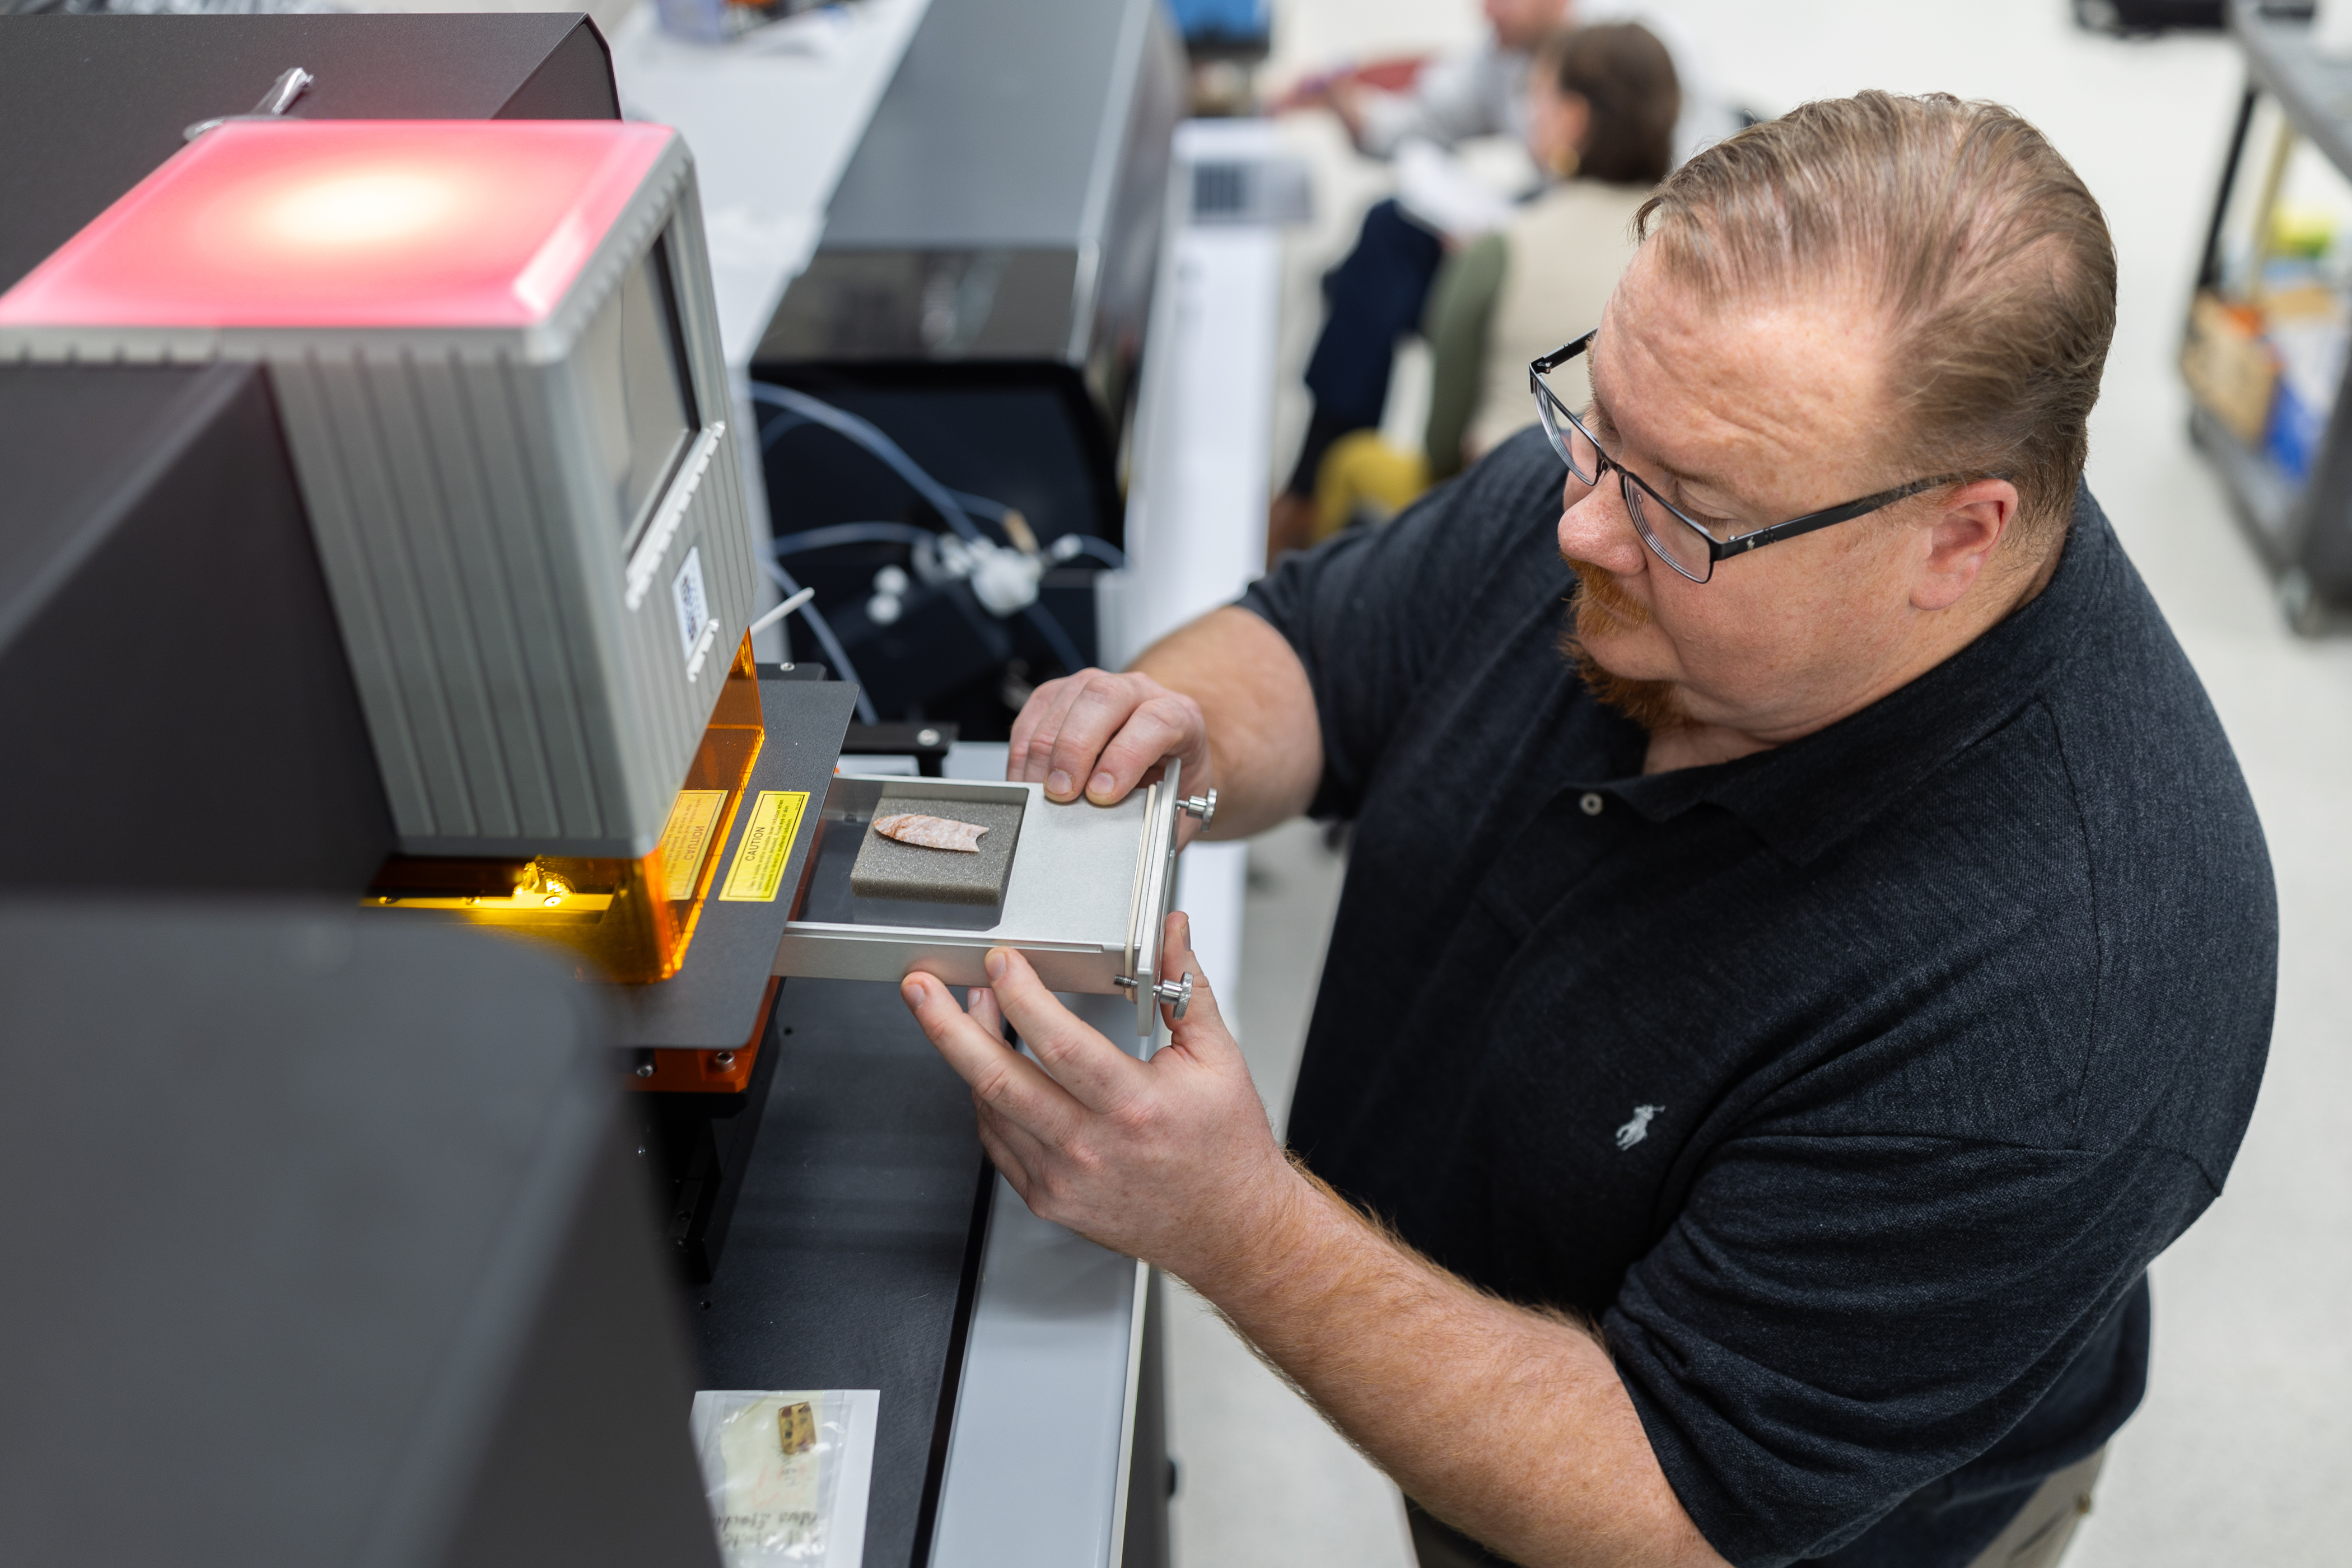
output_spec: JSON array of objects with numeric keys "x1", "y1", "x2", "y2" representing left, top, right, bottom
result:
[
  {"x1": 1270, "y1": 0, "x2": 1738, "y2": 557},
  {"x1": 1313, "y1": 21, "x2": 1679, "y2": 540}
]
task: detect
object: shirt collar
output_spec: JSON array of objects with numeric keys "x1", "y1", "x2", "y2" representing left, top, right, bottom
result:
[{"x1": 1589, "y1": 483, "x2": 2116, "y2": 866}]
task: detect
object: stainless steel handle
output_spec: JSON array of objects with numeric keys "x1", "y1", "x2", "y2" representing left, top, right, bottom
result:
[
  {"x1": 1122, "y1": 755, "x2": 1189, "y2": 1037},
  {"x1": 184, "y1": 66, "x2": 314, "y2": 141}
]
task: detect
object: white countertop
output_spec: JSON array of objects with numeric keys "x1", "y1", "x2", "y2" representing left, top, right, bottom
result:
[{"x1": 606, "y1": 0, "x2": 932, "y2": 366}]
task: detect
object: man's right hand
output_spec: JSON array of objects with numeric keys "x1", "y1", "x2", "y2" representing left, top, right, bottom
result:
[
  {"x1": 1009, "y1": 608, "x2": 1322, "y2": 843},
  {"x1": 1007, "y1": 668, "x2": 1212, "y2": 822}
]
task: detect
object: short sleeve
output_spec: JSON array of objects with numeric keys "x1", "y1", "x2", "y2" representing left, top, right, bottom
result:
[
  {"x1": 1238, "y1": 430, "x2": 1569, "y2": 820},
  {"x1": 1604, "y1": 1130, "x2": 2213, "y2": 1566}
]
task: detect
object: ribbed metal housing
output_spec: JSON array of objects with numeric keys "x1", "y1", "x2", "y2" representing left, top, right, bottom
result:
[{"x1": 0, "y1": 136, "x2": 756, "y2": 858}]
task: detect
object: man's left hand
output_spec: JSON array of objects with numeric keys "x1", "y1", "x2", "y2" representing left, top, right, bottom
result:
[{"x1": 898, "y1": 913, "x2": 1305, "y2": 1285}]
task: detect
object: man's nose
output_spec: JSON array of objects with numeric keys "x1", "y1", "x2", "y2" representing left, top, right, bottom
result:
[{"x1": 1557, "y1": 473, "x2": 1646, "y2": 573}]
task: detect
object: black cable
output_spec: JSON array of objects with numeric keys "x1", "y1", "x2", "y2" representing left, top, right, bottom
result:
[
  {"x1": 771, "y1": 523, "x2": 939, "y2": 557},
  {"x1": 750, "y1": 382, "x2": 1097, "y2": 678}
]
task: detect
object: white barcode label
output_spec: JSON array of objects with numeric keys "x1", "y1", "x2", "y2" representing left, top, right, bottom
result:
[{"x1": 671, "y1": 546, "x2": 711, "y2": 666}]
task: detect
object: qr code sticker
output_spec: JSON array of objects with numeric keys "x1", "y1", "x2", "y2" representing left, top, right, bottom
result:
[{"x1": 673, "y1": 546, "x2": 711, "y2": 665}]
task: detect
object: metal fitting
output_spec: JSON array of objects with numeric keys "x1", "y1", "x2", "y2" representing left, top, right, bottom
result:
[{"x1": 1152, "y1": 971, "x2": 1193, "y2": 1020}]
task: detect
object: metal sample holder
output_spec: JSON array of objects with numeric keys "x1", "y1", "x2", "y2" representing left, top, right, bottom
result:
[{"x1": 777, "y1": 762, "x2": 1215, "y2": 1036}]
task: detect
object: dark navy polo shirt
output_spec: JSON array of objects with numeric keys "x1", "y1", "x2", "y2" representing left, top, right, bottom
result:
[{"x1": 1236, "y1": 431, "x2": 2275, "y2": 1567}]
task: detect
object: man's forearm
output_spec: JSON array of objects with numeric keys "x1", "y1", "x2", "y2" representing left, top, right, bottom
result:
[
  {"x1": 1131, "y1": 606, "x2": 1322, "y2": 839},
  {"x1": 1200, "y1": 1168, "x2": 1726, "y2": 1568}
]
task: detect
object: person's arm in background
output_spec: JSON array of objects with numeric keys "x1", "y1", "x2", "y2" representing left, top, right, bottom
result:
[
  {"x1": 1422, "y1": 234, "x2": 1508, "y2": 482},
  {"x1": 1006, "y1": 607, "x2": 1320, "y2": 843},
  {"x1": 1279, "y1": 41, "x2": 1512, "y2": 158},
  {"x1": 1274, "y1": 72, "x2": 1374, "y2": 148},
  {"x1": 1353, "y1": 44, "x2": 1512, "y2": 158}
]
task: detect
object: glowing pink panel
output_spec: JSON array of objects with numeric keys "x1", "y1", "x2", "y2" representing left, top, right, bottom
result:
[{"x1": 0, "y1": 120, "x2": 675, "y2": 332}]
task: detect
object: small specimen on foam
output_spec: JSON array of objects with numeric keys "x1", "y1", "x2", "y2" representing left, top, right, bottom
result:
[{"x1": 873, "y1": 813, "x2": 988, "y2": 853}]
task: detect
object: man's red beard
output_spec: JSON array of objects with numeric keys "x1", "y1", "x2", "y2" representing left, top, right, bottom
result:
[{"x1": 1559, "y1": 558, "x2": 1694, "y2": 735}]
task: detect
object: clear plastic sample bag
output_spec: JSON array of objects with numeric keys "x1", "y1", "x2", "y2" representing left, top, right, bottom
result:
[{"x1": 689, "y1": 1389, "x2": 879, "y2": 1568}]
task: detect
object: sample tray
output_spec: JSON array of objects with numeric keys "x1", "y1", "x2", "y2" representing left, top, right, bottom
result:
[{"x1": 772, "y1": 762, "x2": 1196, "y2": 1037}]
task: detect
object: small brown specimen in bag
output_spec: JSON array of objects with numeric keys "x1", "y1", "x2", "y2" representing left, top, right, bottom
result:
[
  {"x1": 872, "y1": 813, "x2": 988, "y2": 853},
  {"x1": 778, "y1": 1399, "x2": 816, "y2": 1455}
]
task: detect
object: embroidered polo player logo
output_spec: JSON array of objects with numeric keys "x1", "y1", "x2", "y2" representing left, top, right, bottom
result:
[{"x1": 1616, "y1": 1104, "x2": 1663, "y2": 1150}]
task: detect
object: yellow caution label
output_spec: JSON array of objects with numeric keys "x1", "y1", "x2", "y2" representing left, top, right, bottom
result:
[
  {"x1": 658, "y1": 789, "x2": 729, "y2": 901},
  {"x1": 719, "y1": 790, "x2": 809, "y2": 903}
]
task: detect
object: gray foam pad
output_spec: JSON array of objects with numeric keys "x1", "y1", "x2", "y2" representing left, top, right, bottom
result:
[{"x1": 849, "y1": 798, "x2": 1025, "y2": 907}]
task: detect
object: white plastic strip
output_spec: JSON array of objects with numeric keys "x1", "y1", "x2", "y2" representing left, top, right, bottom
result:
[{"x1": 624, "y1": 420, "x2": 726, "y2": 610}]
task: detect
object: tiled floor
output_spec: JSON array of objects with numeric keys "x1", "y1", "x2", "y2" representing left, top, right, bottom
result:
[{"x1": 1167, "y1": 4, "x2": 2352, "y2": 1565}]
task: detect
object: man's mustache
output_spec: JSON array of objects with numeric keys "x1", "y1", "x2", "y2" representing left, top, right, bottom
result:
[
  {"x1": 1562, "y1": 557, "x2": 1653, "y2": 634},
  {"x1": 1557, "y1": 558, "x2": 1690, "y2": 734}
]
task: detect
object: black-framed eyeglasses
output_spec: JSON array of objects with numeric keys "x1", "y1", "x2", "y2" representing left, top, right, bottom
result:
[{"x1": 1529, "y1": 330, "x2": 1965, "y2": 584}]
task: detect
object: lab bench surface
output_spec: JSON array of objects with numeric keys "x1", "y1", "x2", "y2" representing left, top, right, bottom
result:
[
  {"x1": 689, "y1": 972, "x2": 1166, "y2": 1568},
  {"x1": 690, "y1": 976, "x2": 990, "y2": 1568}
]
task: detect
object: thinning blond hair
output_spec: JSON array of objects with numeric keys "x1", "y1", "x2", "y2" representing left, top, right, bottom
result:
[{"x1": 1636, "y1": 91, "x2": 2116, "y2": 541}]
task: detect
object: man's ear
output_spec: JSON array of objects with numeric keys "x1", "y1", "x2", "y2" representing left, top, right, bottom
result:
[{"x1": 1912, "y1": 479, "x2": 2020, "y2": 612}]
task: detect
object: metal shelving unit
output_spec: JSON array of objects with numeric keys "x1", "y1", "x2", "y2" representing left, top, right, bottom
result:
[{"x1": 2185, "y1": 3, "x2": 2352, "y2": 629}]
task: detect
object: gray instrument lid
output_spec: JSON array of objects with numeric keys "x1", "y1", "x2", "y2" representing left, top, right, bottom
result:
[{"x1": 818, "y1": 0, "x2": 1147, "y2": 249}]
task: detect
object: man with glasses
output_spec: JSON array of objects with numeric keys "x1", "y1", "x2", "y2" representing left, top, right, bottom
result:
[{"x1": 898, "y1": 92, "x2": 2274, "y2": 1568}]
